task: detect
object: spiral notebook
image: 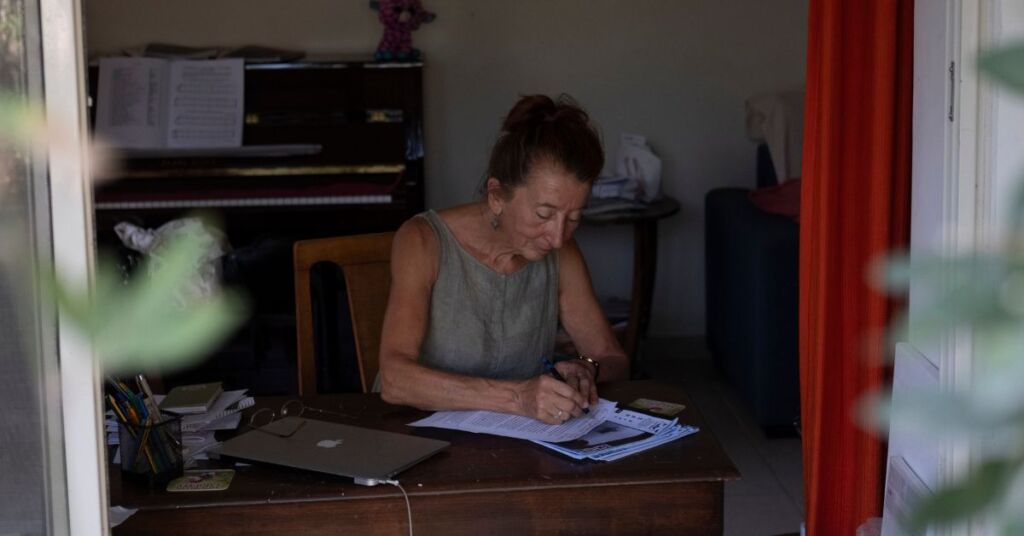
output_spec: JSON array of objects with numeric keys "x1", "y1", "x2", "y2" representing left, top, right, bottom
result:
[
  {"x1": 155, "y1": 389, "x2": 254, "y2": 432},
  {"x1": 181, "y1": 397, "x2": 255, "y2": 432}
]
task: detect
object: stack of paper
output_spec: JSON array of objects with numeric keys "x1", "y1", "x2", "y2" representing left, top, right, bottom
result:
[
  {"x1": 177, "y1": 389, "x2": 253, "y2": 433},
  {"x1": 532, "y1": 407, "x2": 699, "y2": 462},
  {"x1": 408, "y1": 400, "x2": 698, "y2": 461}
]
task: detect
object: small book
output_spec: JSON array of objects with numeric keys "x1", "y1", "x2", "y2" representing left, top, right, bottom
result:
[
  {"x1": 160, "y1": 382, "x2": 223, "y2": 414},
  {"x1": 166, "y1": 469, "x2": 235, "y2": 492}
]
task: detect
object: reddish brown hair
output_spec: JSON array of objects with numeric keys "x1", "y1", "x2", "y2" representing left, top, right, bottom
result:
[{"x1": 486, "y1": 94, "x2": 604, "y2": 190}]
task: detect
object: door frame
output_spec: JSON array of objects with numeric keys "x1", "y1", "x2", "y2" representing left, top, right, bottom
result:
[{"x1": 39, "y1": 0, "x2": 106, "y2": 533}]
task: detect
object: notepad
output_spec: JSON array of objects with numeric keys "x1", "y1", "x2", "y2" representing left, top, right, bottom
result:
[{"x1": 159, "y1": 382, "x2": 223, "y2": 414}]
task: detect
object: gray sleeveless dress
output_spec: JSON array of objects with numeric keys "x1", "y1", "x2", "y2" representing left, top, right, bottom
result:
[{"x1": 417, "y1": 210, "x2": 557, "y2": 380}]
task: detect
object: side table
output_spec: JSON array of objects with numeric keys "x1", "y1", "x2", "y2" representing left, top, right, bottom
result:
[{"x1": 583, "y1": 196, "x2": 680, "y2": 375}]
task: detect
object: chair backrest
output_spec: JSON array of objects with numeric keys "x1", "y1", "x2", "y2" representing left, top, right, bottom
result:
[{"x1": 294, "y1": 232, "x2": 394, "y2": 395}]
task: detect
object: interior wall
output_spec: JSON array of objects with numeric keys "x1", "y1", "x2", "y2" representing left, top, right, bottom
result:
[{"x1": 84, "y1": 0, "x2": 808, "y2": 337}]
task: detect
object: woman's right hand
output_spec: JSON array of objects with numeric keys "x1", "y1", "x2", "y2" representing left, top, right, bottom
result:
[{"x1": 516, "y1": 375, "x2": 588, "y2": 424}]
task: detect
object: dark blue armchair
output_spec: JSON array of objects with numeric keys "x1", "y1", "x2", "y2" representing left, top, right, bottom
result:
[{"x1": 704, "y1": 149, "x2": 800, "y2": 433}]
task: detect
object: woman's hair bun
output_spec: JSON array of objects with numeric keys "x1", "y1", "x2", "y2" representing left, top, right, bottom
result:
[
  {"x1": 486, "y1": 93, "x2": 604, "y2": 190},
  {"x1": 501, "y1": 94, "x2": 559, "y2": 132}
]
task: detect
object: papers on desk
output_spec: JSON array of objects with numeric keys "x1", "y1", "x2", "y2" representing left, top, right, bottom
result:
[
  {"x1": 106, "y1": 389, "x2": 253, "y2": 465},
  {"x1": 109, "y1": 506, "x2": 138, "y2": 528},
  {"x1": 409, "y1": 400, "x2": 699, "y2": 461},
  {"x1": 534, "y1": 419, "x2": 699, "y2": 462},
  {"x1": 177, "y1": 389, "x2": 253, "y2": 432},
  {"x1": 409, "y1": 399, "x2": 618, "y2": 443}
]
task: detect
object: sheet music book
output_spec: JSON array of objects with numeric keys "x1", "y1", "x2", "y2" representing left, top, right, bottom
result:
[{"x1": 95, "y1": 57, "x2": 244, "y2": 149}]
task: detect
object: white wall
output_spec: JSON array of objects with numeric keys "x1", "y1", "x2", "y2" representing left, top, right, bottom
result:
[{"x1": 84, "y1": 0, "x2": 808, "y2": 337}]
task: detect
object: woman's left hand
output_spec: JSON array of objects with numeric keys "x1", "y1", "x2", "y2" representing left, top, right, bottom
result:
[{"x1": 554, "y1": 359, "x2": 599, "y2": 407}]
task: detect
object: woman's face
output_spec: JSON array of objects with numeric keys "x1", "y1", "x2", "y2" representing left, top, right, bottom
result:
[{"x1": 490, "y1": 163, "x2": 591, "y2": 261}]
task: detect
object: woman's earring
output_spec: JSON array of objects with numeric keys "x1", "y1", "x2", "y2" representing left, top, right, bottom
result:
[{"x1": 490, "y1": 215, "x2": 500, "y2": 230}]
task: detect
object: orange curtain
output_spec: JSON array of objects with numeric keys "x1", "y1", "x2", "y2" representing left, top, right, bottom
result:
[{"x1": 799, "y1": 0, "x2": 912, "y2": 534}]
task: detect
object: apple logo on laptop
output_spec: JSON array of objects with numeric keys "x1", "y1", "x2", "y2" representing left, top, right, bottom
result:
[{"x1": 316, "y1": 439, "x2": 344, "y2": 448}]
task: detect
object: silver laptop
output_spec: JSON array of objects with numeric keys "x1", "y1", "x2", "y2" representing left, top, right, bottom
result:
[{"x1": 217, "y1": 417, "x2": 449, "y2": 482}]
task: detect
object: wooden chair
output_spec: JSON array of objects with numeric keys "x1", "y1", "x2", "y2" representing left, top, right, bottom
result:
[{"x1": 294, "y1": 232, "x2": 394, "y2": 395}]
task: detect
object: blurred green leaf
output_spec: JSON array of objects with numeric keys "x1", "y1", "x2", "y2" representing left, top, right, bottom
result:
[
  {"x1": 872, "y1": 389, "x2": 1021, "y2": 439},
  {"x1": 881, "y1": 252, "x2": 1024, "y2": 347},
  {"x1": 48, "y1": 232, "x2": 247, "y2": 374},
  {"x1": 980, "y1": 43, "x2": 1024, "y2": 95},
  {"x1": 0, "y1": 91, "x2": 43, "y2": 145},
  {"x1": 906, "y1": 458, "x2": 1021, "y2": 534},
  {"x1": 865, "y1": 41, "x2": 1024, "y2": 534},
  {"x1": 98, "y1": 290, "x2": 245, "y2": 372},
  {"x1": 1011, "y1": 179, "x2": 1024, "y2": 237}
]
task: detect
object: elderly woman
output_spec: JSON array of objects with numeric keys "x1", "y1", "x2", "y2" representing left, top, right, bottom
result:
[{"x1": 378, "y1": 94, "x2": 629, "y2": 424}]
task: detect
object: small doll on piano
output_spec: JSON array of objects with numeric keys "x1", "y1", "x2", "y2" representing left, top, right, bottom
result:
[{"x1": 370, "y1": 0, "x2": 436, "y2": 61}]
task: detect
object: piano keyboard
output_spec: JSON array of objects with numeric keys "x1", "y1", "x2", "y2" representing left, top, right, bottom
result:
[{"x1": 95, "y1": 195, "x2": 393, "y2": 210}]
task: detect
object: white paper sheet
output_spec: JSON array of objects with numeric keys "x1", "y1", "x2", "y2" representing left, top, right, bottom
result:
[
  {"x1": 534, "y1": 423, "x2": 700, "y2": 462},
  {"x1": 109, "y1": 506, "x2": 138, "y2": 528},
  {"x1": 605, "y1": 407, "x2": 678, "y2": 434},
  {"x1": 166, "y1": 59, "x2": 244, "y2": 148},
  {"x1": 95, "y1": 57, "x2": 168, "y2": 148},
  {"x1": 164, "y1": 389, "x2": 249, "y2": 432},
  {"x1": 408, "y1": 399, "x2": 618, "y2": 443},
  {"x1": 588, "y1": 425, "x2": 699, "y2": 461}
]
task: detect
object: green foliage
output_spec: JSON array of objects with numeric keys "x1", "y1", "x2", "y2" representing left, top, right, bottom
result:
[
  {"x1": 979, "y1": 42, "x2": 1024, "y2": 95},
  {"x1": 0, "y1": 93, "x2": 38, "y2": 137},
  {"x1": 869, "y1": 41, "x2": 1024, "y2": 534},
  {"x1": 45, "y1": 232, "x2": 247, "y2": 374},
  {"x1": 907, "y1": 458, "x2": 1022, "y2": 534},
  {"x1": 1, "y1": 87, "x2": 245, "y2": 375}
]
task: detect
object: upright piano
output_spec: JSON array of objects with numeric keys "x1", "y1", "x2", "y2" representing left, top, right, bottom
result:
[
  {"x1": 88, "y1": 56, "x2": 425, "y2": 393},
  {"x1": 91, "y1": 55, "x2": 424, "y2": 244}
]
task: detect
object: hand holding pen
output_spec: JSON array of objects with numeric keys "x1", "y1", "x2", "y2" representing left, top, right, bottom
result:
[
  {"x1": 515, "y1": 361, "x2": 588, "y2": 424},
  {"x1": 542, "y1": 357, "x2": 598, "y2": 414}
]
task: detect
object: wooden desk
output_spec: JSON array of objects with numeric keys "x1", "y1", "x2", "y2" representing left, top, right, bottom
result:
[
  {"x1": 583, "y1": 197, "x2": 681, "y2": 371},
  {"x1": 111, "y1": 381, "x2": 738, "y2": 535}
]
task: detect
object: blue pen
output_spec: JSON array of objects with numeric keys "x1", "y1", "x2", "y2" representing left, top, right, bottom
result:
[{"x1": 541, "y1": 357, "x2": 588, "y2": 414}]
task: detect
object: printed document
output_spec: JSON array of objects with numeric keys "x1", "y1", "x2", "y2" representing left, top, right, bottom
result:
[
  {"x1": 409, "y1": 400, "x2": 701, "y2": 462},
  {"x1": 96, "y1": 57, "x2": 244, "y2": 149},
  {"x1": 408, "y1": 399, "x2": 619, "y2": 443}
]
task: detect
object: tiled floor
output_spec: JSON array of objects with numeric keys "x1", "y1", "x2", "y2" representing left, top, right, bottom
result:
[{"x1": 640, "y1": 337, "x2": 804, "y2": 536}]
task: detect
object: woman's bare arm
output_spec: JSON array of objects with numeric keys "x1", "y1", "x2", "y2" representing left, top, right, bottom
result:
[{"x1": 557, "y1": 239, "x2": 631, "y2": 382}]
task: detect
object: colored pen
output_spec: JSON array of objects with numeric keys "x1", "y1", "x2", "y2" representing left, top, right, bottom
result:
[
  {"x1": 136, "y1": 374, "x2": 163, "y2": 421},
  {"x1": 108, "y1": 395, "x2": 130, "y2": 425}
]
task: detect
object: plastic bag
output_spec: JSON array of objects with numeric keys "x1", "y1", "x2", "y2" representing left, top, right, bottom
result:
[
  {"x1": 115, "y1": 218, "x2": 231, "y2": 308},
  {"x1": 613, "y1": 133, "x2": 662, "y2": 203}
]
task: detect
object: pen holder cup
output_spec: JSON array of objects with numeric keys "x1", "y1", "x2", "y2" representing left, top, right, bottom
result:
[{"x1": 118, "y1": 417, "x2": 184, "y2": 486}]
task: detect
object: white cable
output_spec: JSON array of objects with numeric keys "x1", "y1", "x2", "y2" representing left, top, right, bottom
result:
[{"x1": 384, "y1": 479, "x2": 413, "y2": 536}]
